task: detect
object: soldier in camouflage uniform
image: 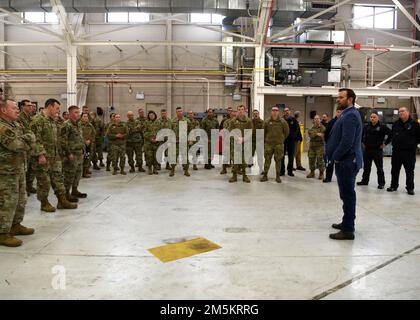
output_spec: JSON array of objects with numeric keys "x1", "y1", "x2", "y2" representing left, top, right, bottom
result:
[
  {"x1": 126, "y1": 111, "x2": 144, "y2": 173},
  {"x1": 261, "y1": 106, "x2": 290, "y2": 183},
  {"x1": 227, "y1": 106, "x2": 253, "y2": 183},
  {"x1": 307, "y1": 114, "x2": 326, "y2": 180},
  {"x1": 136, "y1": 108, "x2": 147, "y2": 172},
  {"x1": 201, "y1": 108, "x2": 219, "y2": 169},
  {"x1": 105, "y1": 113, "x2": 116, "y2": 171},
  {"x1": 106, "y1": 114, "x2": 128, "y2": 175},
  {"x1": 90, "y1": 111, "x2": 105, "y2": 170},
  {"x1": 158, "y1": 109, "x2": 172, "y2": 170},
  {"x1": 220, "y1": 109, "x2": 237, "y2": 175},
  {"x1": 251, "y1": 109, "x2": 265, "y2": 173},
  {"x1": 60, "y1": 106, "x2": 87, "y2": 202},
  {"x1": 169, "y1": 107, "x2": 193, "y2": 177},
  {"x1": 18, "y1": 99, "x2": 37, "y2": 195},
  {"x1": 187, "y1": 110, "x2": 200, "y2": 171},
  {"x1": 143, "y1": 111, "x2": 162, "y2": 175},
  {"x1": 0, "y1": 98, "x2": 36, "y2": 247},
  {"x1": 30, "y1": 99, "x2": 77, "y2": 212},
  {"x1": 81, "y1": 113, "x2": 96, "y2": 178}
]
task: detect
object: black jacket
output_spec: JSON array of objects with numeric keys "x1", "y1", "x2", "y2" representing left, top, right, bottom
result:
[
  {"x1": 324, "y1": 117, "x2": 338, "y2": 143},
  {"x1": 391, "y1": 117, "x2": 420, "y2": 152},
  {"x1": 363, "y1": 122, "x2": 392, "y2": 150},
  {"x1": 284, "y1": 116, "x2": 300, "y2": 144}
]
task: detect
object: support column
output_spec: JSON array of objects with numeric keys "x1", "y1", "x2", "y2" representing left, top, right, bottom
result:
[
  {"x1": 66, "y1": 45, "x2": 77, "y2": 107},
  {"x1": 252, "y1": 46, "x2": 265, "y2": 119},
  {"x1": 166, "y1": 19, "x2": 172, "y2": 117}
]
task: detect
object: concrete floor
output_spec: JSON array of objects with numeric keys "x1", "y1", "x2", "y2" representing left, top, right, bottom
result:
[{"x1": 1, "y1": 153, "x2": 420, "y2": 300}]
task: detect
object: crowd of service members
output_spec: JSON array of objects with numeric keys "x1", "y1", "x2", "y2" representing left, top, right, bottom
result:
[{"x1": 0, "y1": 95, "x2": 419, "y2": 247}]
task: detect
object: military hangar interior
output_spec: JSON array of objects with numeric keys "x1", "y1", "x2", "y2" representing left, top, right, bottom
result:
[{"x1": 0, "y1": 0, "x2": 419, "y2": 300}]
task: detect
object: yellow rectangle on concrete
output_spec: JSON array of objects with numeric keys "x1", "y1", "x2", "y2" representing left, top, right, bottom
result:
[{"x1": 148, "y1": 237, "x2": 221, "y2": 263}]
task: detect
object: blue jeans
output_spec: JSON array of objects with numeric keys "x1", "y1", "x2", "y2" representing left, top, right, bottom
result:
[{"x1": 335, "y1": 158, "x2": 359, "y2": 232}]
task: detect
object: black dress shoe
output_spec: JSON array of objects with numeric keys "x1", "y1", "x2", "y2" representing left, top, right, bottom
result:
[
  {"x1": 280, "y1": 173, "x2": 285, "y2": 176},
  {"x1": 288, "y1": 172, "x2": 294, "y2": 177},
  {"x1": 357, "y1": 181, "x2": 368, "y2": 186},
  {"x1": 378, "y1": 185, "x2": 384, "y2": 190},
  {"x1": 329, "y1": 230, "x2": 354, "y2": 240},
  {"x1": 407, "y1": 189, "x2": 415, "y2": 195},
  {"x1": 332, "y1": 223, "x2": 342, "y2": 230},
  {"x1": 323, "y1": 179, "x2": 331, "y2": 183},
  {"x1": 387, "y1": 187, "x2": 397, "y2": 192}
]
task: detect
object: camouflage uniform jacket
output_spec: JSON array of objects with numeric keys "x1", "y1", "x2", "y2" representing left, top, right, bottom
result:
[
  {"x1": 29, "y1": 112, "x2": 60, "y2": 159},
  {"x1": 126, "y1": 119, "x2": 144, "y2": 144},
  {"x1": 263, "y1": 117, "x2": 289, "y2": 145},
  {"x1": 106, "y1": 122, "x2": 128, "y2": 145},
  {"x1": 0, "y1": 118, "x2": 35, "y2": 174},
  {"x1": 60, "y1": 120, "x2": 84, "y2": 156},
  {"x1": 143, "y1": 120, "x2": 162, "y2": 145},
  {"x1": 308, "y1": 124, "x2": 326, "y2": 148}
]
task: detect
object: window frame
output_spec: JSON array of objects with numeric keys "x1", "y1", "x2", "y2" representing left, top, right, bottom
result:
[
  {"x1": 352, "y1": 4, "x2": 397, "y2": 30},
  {"x1": 105, "y1": 12, "x2": 150, "y2": 24},
  {"x1": 22, "y1": 11, "x2": 59, "y2": 24},
  {"x1": 189, "y1": 13, "x2": 225, "y2": 25}
]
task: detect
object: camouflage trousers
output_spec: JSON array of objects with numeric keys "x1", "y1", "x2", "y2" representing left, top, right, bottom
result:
[
  {"x1": 26, "y1": 156, "x2": 37, "y2": 188},
  {"x1": 92, "y1": 138, "x2": 103, "y2": 163},
  {"x1": 170, "y1": 142, "x2": 189, "y2": 170},
  {"x1": 144, "y1": 142, "x2": 159, "y2": 168},
  {"x1": 110, "y1": 144, "x2": 126, "y2": 170},
  {"x1": 32, "y1": 157, "x2": 66, "y2": 201},
  {"x1": 63, "y1": 153, "x2": 83, "y2": 192},
  {"x1": 126, "y1": 142, "x2": 143, "y2": 168},
  {"x1": 308, "y1": 146, "x2": 325, "y2": 172},
  {"x1": 264, "y1": 143, "x2": 284, "y2": 174},
  {"x1": 83, "y1": 144, "x2": 94, "y2": 170},
  {"x1": 0, "y1": 171, "x2": 26, "y2": 233}
]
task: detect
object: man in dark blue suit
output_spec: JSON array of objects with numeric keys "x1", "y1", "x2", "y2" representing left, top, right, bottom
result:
[{"x1": 326, "y1": 88, "x2": 363, "y2": 240}]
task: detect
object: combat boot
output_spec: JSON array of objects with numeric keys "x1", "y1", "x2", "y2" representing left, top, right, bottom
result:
[
  {"x1": 243, "y1": 174, "x2": 251, "y2": 183},
  {"x1": 10, "y1": 224, "x2": 34, "y2": 236},
  {"x1": 100, "y1": 160, "x2": 105, "y2": 167},
  {"x1": 229, "y1": 173, "x2": 237, "y2": 183},
  {"x1": 138, "y1": 166, "x2": 146, "y2": 172},
  {"x1": 148, "y1": 166, "x2": 153, "y2": 175},
  {"x1": 153, "y1": 166, "x2": 159, "y2": 175},
  {"x1": 204, "y1": 164, "x2": 211, "y2": 170},
  {"x1": 307, "y1": 171, "x2": 315, "y2": 178},
  {"x1": 129, "y1": 166, "x2": 136, "y2": 173},
  {"x1": 72, "y1": 188, "x2": 87, "y2": 198},
  {"x1": 165, "y1": 162, "x2": 171, "y2": 170},
  {"x1": 106, "y1": 162, "x2": 111, "y2": 171},
  {"x1": 112, "y1": 169, "x2": 117, "y2": 175},
  {"x1": 40, "y1": 199, "x2": 56, "y2": 213},
  {"x1": 120, "y1": 168, "x2": 127, "y2": 175},
  {"x1": 0, "y1": 233, "x2": 22, "y2": 247},
  {"x1": 220, "y1": 166, "x2": 227, "y2": 175},
  {"x1": 169, "y1": 165, "x2": 175, "y2": 177},
  {"x1": 318, "y1": 171, "x2": 324, "y2": 180},
  {"x1": 184, "y1": 169, "x2": 190, "y2": 177},
  {"x1": 57, "y1": 194, "x2": 77, "y2": 210},
  {"x1": 66, "y1": 191, "x2": 79, "y2": 203},
  {"x1": 93, "y1": 163, "x2": 100, "y2": 170},
  {"x1": 193, "y1": 165, "x2": 198, "y2": 171},
  {"x1": 260, "y1": 173, "x2": 268, "y2": 182}
]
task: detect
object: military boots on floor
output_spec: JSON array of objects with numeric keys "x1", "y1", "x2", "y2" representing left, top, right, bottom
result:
[
  {"x1": 0, "y1": 234, "x2": 22, "y2": 247},
  {"x1": 229, "y1": 173, "x2": 238, "y2": 183},
  {"x1": 148, "y1": 166, "x2": 153, "y2": 175},
  {"x1": 307, "y1": 171, "x2": 315, "y2": 178},
  {"x1": 318, "y1": 171, "x2": 324, "y2": 180},
  {"x1": 129, "y1": 166, "x2": 136, "y2": 173},
  {"x1": 40, "y1": 199, "x2": 56, "y2": 213},
  {"x1": 169, "y1": 165, "x2": 175, "y2": 177},
  {"x1": 66, "y1": 191, "x2": 79, "y2": 203},
  {"x1": 93, "y1": 163, "x2": 100, "y2": 170},
  {"x1": 243, "y1": 174, "x2": 251, "y2": 183},
  {"x1": 184, "y1": 169, "x2": 190, "y2": 177},
  {"x1": 153, "y1": 166, "x2": 159, "y2": 175},
  {"x1": 72, "y1": 188, "x2": 87, "y2": 198},
  {"x1": 120, "y1": 168, "x2": 127, "y2": 175},
  {"x1": 260, "y1": 173, "x2": 268, "y2": 182},
  {"x1": 138, "y1": 166, "x2": 146, "y2": 172},
  {"x1": 10, "y1": 224, "x2": 34, "y2": 236},
  {"x1": 57, "y1": 194, "x2": 78, "y2": 210}
]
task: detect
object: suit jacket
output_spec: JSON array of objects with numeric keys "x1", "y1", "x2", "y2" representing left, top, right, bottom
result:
[{"x1": 326, "y1": 106, "x2": 363, "y2": 170}]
